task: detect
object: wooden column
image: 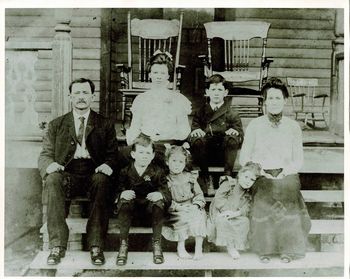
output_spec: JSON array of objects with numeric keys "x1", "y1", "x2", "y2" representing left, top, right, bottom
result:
[
  {"x1": 329, "y1": 9, "x2": 344, "y2": 136},
  {"x1": 51, "y1": 9, "x2": 72, "y2": 119},
  {"x1": 100, "y1": 8, "x2": 112, "y2": 117}
]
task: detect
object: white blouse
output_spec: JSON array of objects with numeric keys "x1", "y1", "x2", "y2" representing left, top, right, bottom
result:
[
  {"x1": 126, "y1": 88, "x2": 191, "y2": 145},
  {"x1": 239, "y1": 115, "x2": 303, "y2": 175}
]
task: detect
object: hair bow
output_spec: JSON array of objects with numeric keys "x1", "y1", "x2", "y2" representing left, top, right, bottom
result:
[
  {"x1": 153, "y1": 49, "x2": 173, "y2": 61},
  {"x1": 182, "y1": 142, "x2": 191, "y2": 155}
]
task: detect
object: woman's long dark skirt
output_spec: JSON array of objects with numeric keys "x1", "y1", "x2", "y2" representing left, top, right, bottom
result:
[{"x1": 250, "y1": 174, "x2": 311, "y2": 259}]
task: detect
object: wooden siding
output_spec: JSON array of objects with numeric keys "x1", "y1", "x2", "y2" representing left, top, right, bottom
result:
[{"x1": 5, "y1": 8, "x2": 102, "y2": 120}]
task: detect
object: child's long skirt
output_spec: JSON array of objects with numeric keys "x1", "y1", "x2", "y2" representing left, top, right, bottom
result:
[
  {"x1": 162, "y1": 208, "x2": 207, "y2": 241},
  {"x1": 250, "y1": 174, "x2": 311, "y2": 259},
  {"x1": 211, "y1": 215, "x2": 250, "y2": 250}
]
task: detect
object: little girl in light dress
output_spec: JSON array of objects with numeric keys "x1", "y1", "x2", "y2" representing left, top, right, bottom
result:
[
  {"x1": 162, "y1": 144, "x2": 207, "y2": 260},
  {"x1": 207, "y1": 162, "x2": 261, "y2": 259}
]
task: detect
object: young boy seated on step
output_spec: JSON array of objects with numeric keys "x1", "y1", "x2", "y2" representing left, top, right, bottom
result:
[
  {"x1": 190, "y1": 74, "x2": 244, "y2": 194},
  {"x1": 114, "y1": 133, "x2": 171, "y2": 266}
]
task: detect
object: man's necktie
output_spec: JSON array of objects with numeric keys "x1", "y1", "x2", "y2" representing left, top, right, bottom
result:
[
  {"x1": 77, "y1": 116, "x2": 85, "y2": 145},
  {"x1": 213, "y1": 106, "x2": 218, "y2": 112}
]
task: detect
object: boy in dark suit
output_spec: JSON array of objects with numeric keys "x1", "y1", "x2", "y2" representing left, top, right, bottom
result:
[
  {"x1": 114, "y1": 134, "x2": 171, "y2": 266},
  {"x1": 190, "y1": 74, "x2": 244, "y2": 194}
]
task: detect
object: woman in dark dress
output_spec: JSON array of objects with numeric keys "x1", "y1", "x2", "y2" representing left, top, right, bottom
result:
[{"x1": 239, "y1": 77, "x2": 311, "y2": 263}]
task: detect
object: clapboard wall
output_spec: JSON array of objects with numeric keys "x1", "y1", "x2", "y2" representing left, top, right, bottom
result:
[
  {"x1": 5, "y1": 8, "x2": 103, "y2": 122},
  {"x1": 228, "y1": 8, "x2": 337, "y2": 114}
]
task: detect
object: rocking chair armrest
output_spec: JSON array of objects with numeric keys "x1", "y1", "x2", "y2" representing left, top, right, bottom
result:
[
  {"x1": 115, "y1": 63, "x2": 131, "y2": 73},
  {"x1": 176, "y1": 64, "x2": 186, "y2": 73},
  {"x1": 314, "y1": 94, "x2": 329, "y2": 99},
  {"x1": 262, "y1": 57, "x2": 274, "y2": 68},
  {"x1": 293, "y1": 93, "x2": 306, "y2": 98},
  {"x1": 198, "y1": 54, "x2": 211, "y2": 67}
]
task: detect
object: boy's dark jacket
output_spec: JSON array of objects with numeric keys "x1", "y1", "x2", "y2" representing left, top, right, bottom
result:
[
  {"x1": 191, "y1": 99, "x2": 244, "y2": 139},
  {"x1": 116, "y1": 162, "x2": 171, "y2": 208}
]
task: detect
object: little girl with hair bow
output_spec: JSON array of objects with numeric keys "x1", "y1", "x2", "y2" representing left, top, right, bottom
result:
[{"x1": 162, "y1": 143, "x2": 207, "y2": 260}]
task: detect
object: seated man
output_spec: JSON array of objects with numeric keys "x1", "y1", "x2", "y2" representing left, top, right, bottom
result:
[
  {"x1": 38, "y1": 78, "x2": 118, "y2": 265},
  {"x1": 114, "y1": 134, "x2": 171, "y2": 266},
  {"x1": 190, "y1": 74, "x2": 244, "y2": 194}
]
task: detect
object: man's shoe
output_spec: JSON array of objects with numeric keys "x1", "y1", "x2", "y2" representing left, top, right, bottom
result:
[
  {"x1": 47, "y1": 246, "x2": 66, "y2": 265},
  {"x1": 152, "y1": 239, "x2": 164, "y2": 264},
  {"x1": 116, "y1": 240, "x2": 128, "y2": 266},
  {"x1": 90, "y1": 246, "x2": 105, "y2": 265}
]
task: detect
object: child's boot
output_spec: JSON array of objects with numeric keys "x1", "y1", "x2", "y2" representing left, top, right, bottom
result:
[
  {"x1": 152, "y1": 238, "x2": 164, "y2": 264},
  {"x1": 116, "y1": 239, "x2": 128, "y2": 266},
  {"x1": 207, "y1": 175, "x2": 215, "y2": 196}
]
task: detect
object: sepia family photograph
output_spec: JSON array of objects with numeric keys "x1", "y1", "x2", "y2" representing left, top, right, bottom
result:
[{"x1": 3, "y1": 3, "x2": 346, "y2": 277}]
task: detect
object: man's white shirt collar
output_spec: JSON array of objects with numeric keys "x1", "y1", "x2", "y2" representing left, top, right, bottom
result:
[{"x1": 73, "y1": 109, "x2": 91, "y2": 124}]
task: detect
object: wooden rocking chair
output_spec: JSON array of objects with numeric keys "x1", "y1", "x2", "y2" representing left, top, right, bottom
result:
[
  {"x1": 287, "y1": 78, "x2": 329, "y2": 129},
  {"x1": 200, "y1": 21, "x2": 273, "y2": 117},
  {"x1": 116, "y1": 11, "x2": 185, "y2": 129}
]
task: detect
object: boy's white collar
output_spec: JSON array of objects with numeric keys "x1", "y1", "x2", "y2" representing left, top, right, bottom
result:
[{"x1": 210, "y1": 102, "x2": 224, "y2": 110}]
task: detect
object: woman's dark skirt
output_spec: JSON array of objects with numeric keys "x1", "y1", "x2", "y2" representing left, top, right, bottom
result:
[{"x1": 250, "y1": 174, "x2": 311, "y2": 259}]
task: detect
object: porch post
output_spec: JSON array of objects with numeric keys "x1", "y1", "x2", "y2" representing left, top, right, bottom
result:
[
  {"x1": 329, "y1": 9, "x2": 344, "y2": 135},
  {"x1": 51, "y1": 9, "x2": 72, "y2": 119}
]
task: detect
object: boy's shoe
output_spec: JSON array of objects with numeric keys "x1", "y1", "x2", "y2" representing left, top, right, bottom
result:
[
  {"x1": 198, "y1": 174, "x2": 215, "y2": 196},
  {"x1": 116, "y1": 240, "x2": 128, "y2": 266},
  {"x1": 207, "y1": 176, "x2": 215, "y2": 196},
  {"x1": 152, "y1": 239, "x2": 164, "y2": 264},
  {"x1": 47, "y1": 246, "x2": 66, "y2": 265},
  {"x1": 90, "y1": 246, "x2": 105, "y2": 265}
]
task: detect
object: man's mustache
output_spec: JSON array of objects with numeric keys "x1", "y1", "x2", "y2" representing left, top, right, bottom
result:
[{"x1": 77, "y1": 100, "x2": 87, "y2": 104}]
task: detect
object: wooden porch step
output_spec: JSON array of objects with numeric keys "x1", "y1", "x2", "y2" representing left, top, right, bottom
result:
[
  {"x1": 206, "y1": 147, "x2": 343, "y2": 174},
  {"x1": 30, "y1": 251, "x2": 343, "y2": 270},
  {"x1": 64, "y1": 190, "x2": 344, "y2": 204},
  {"x1": 40, "y1": 219, "x2": 344, "y2": 235},
  {"x1": 204, "y1": 190, "x2": 343, "y2": 203}
]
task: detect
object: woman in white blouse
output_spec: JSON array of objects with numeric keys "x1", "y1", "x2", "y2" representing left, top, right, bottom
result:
[
  {"x1": 126, "y1": 51, "x2": 191, "y2": 146},
  {"x1": 240, "y1": 77, "x2": 311, "y2": 263},
  {"x1": 121, "y1": 51, "x2": 191, "y2": 169}
]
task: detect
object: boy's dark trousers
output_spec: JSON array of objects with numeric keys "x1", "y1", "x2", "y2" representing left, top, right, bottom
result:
[
  {"x1": 46, "y1": 159, "x2": 111, "y2": 250},
  {"x1": 191, "y1": 133, "x2": 241, "y2": 177},
  {"x1": 117, "y1": 198, "x2": 165, "y2": 242}
]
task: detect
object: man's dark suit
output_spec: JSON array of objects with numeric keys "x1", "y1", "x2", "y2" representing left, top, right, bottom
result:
[{"x1": 38, "y1": 110, "x2": 118, "y2": 250}]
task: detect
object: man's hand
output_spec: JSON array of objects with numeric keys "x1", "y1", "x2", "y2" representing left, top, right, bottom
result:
[
  {"x1": 225, "y1": 128, "x2": 239, "y2": 137},
  {"x1": 120, "y1": 190, "x2": 136, "y2": 201},
  {"x1": 146, "y1": 191, "x2": 163, "y2": 202},
  {"x1": 190, "y1": 128, "x2": 206, "y2": 138},
  {"x1": 95, "y1": 163, "x2": 113, "y2": 176},
  {"x1": 46, "y1": 162, "x2": 65, "y2": 174}
]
